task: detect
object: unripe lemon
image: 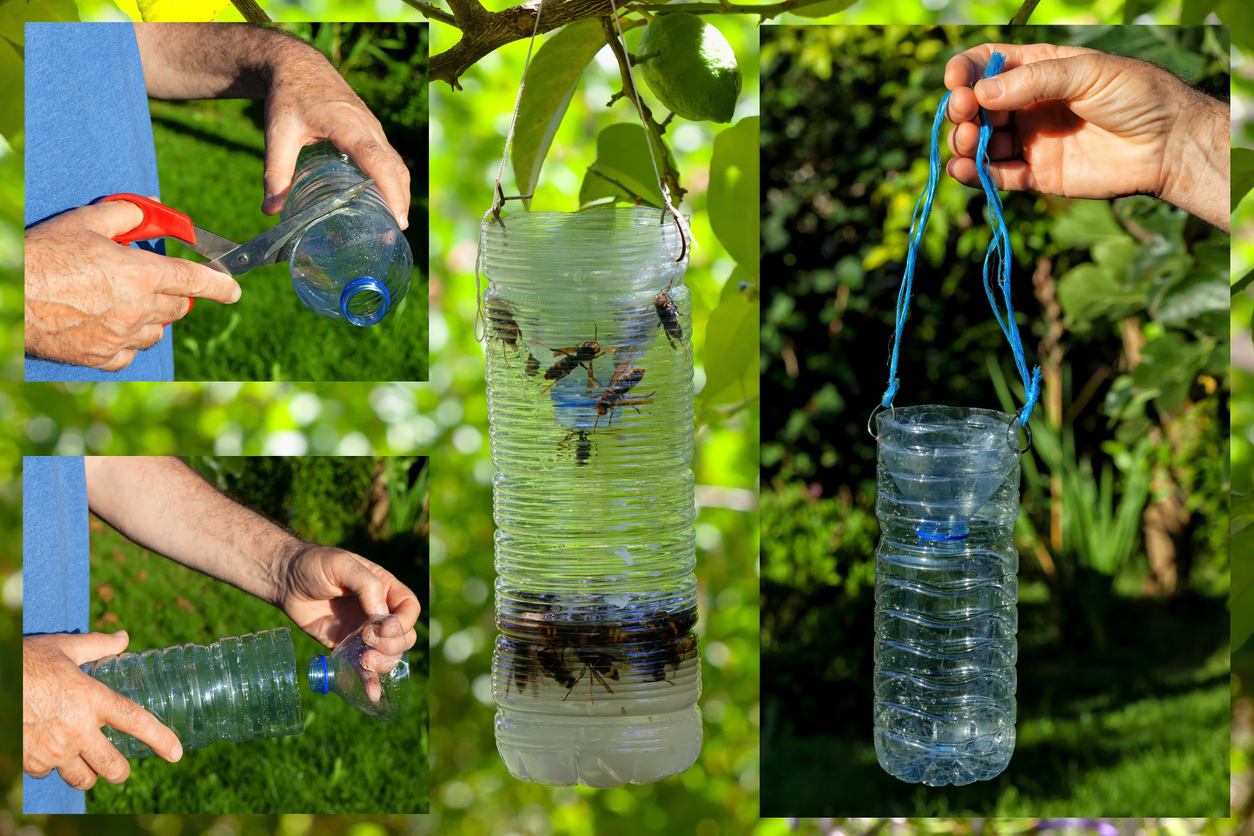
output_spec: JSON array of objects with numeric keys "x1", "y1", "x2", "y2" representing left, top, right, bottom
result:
[{"x1": 637, "y1": 12, "x2": 741, "y2": 124}]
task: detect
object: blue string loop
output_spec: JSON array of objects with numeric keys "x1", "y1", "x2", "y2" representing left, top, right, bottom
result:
[{"x1": 877, "y1": 51, "x2": 1041, "y2": 431}]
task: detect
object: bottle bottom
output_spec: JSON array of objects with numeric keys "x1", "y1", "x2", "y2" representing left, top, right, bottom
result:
[
  {"x1": 494, "y1": 705, "x2": 702, "y2": 787},
  {"x1": 873, "y1": 721, "x2": 1015, "y2": 786}
]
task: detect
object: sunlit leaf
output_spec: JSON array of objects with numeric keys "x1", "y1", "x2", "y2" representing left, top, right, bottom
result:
[
  {"x1": 137, "y1": 0, "x2": 230, "y2": 21},
  {"x1": 511, "y1": 19, "x2": 604, "y2": 208},
  {"x1": 1233, "y1": 148, "x2": 1254, "y2": 212},
  {"x1": 1181, "y1": 0, "x2": 1222, "y2": 24},
  {"x1": 699, "y1": 291, "x2": 758, "y2": 406},
  {"x1": 578, "y1": 123, "x2": 669, "y2": 208},
  {"x1": 790, "y1": 0, "x2": 858, "y2": 17},
  {"x1": 25, "y1": 0, "x2": 81, "y2": 21},
  {"x1": 1233, "y1": 492, "x2": 1254, "y2": 650},
  {"x1": 708, "y1": 116, "x2": 759, "y2": 269}
]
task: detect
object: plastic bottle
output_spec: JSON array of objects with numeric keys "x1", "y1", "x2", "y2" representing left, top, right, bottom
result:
[
  {"x1": 873, "y1": 405, "x2": 1020, "y2": 786},
  {"x1": 280, "y1": 141, "x2": 412, "y2": 327},
  {"x1": 81, "y1": 626, "x2": 303, "y2": 759},
  {"x1": 480, "y1": 206, "x2": 702, "y2": 788},
  {"x1": 308, "y1": 613, "x2": 410, "y2": 722}
]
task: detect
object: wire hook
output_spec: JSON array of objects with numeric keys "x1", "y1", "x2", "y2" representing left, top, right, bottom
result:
[{"x1": 1008, "y1": 405, "x2": 1032, "y2": 455}]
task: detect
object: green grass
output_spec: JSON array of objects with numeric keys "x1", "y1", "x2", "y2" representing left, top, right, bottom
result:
[
  {"x1": 151, "y1": 98, "x2": 428, "y2": 382},
  {"x1": 84, "y1": 517, "x2": 429, "y2": 814}
]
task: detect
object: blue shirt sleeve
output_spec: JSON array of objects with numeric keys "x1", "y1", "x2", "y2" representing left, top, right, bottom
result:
[
  {"x1": 24, "y1": 22, "x2": 174, "y2": 382},
  {"x1": 22, "y1": 456, "x2": 90, "y2": 814}
]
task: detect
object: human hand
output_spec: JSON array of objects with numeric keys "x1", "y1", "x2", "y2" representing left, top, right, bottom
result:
[
  {"x1": 259, "y1": 41, "x2": 410, "y2": 229},
  {"x1": 24, "y1": 200, "x2": 243, "y2": 371},
  {"x1": 944, "y1": 44, "x2": 1229, "y2": 229},
  {"x1": 277, "y1": 545, "x2": 419, "y2": 660},
  {"x1": 23, "y1": 631, "x2": 183, "y2": 789}
]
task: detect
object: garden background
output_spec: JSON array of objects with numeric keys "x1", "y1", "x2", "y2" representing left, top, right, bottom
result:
[{"x1": 761, "y1": 25, "x2": 1230, "y2": 815}]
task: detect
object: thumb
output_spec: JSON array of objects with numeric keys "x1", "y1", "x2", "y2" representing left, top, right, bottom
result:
[
  {"x1": 329, "y1": 554, "x2": 389, "y2": 618},
  {"x1": 63, "y1": 630, "x2": 130, "y2": 666},
  {"x1": 261, "y1": 119, "x2": 303, "y2": 216},
  {"x1": 974, "y1": 54, "x2": 1106, "y2": 113},
  {"x1": 77, "y1": 201, "x2": 146, "y2": 240}
]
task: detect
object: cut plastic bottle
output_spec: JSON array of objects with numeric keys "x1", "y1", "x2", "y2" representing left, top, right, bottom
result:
[
  {"x1": 307, "y1": 613, "x2": 410, "y2": 722},
  {"x1": 80, "y1": 626, "x2": 303, "y2": 758},
  {"x1": 873, "y1": 405, "x2": 1020, "y2": 786},
  {"x1": 281, "y1": 141, "x2": 412, "y2": 327},
  {"x1": 480, "y1": 207, "x2": 702, "y2": 788}
]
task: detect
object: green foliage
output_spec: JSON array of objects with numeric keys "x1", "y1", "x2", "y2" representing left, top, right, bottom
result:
[
  {"x1": 579, "y1": 122, "x2": 671, "y2": 207},
  {"x1": 82, "y1": 459, "x2": 428, "y2": 813},
  {"x1": 762, "y1": 480, "x2": 876, "y2": 594},
  {"x1": 1234, "y1": 492, "x2": 1254, "y2": 651},
  {"x1": 1235, "y1": 148, "x2": 1254, "y2": 212}
]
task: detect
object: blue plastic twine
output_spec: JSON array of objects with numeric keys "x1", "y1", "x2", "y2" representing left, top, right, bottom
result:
[{"x1": 879, "y1": 51, "x2": 1041, "y2": 428}]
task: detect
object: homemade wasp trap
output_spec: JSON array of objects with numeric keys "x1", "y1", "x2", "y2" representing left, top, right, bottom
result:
[
  {"x1": 481, "y1": 206, "x2": 700, "y2": 787},
  {"x1": 869, "y1": 52, "x2": 1038, "y2": 787}
]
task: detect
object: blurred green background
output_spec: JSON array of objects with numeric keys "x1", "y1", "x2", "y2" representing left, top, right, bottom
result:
[
  {"x1": 761, "y1": 25, "x2": 1229, "y2": 815},
  {"x1": 82, "y1": 456, "x2": 429, "y2": 813},
  {"x1": 149, "y1": 22, "x2": 429, "y2": 381}
]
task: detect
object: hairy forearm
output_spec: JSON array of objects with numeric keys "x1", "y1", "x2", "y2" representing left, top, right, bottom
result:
[
  {"x1": 133, "y1": 22, "x2": 316, "y2": 100},
  {"x1": 84, "y1": 456, "x2": 301, "y2": 606},
  {"x1": 1161, "y1": 88, "x2": 1230, "y2": 232}
]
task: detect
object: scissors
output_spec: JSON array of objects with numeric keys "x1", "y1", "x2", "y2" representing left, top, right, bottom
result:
[{"x1": 98, "y1": 178, "x2": 375, "y2": 317}]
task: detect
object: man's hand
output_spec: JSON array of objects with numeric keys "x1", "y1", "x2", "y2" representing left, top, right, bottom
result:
[
  {"x1": 25, "y1": 200, "x2": 242, "y2": 371},
  {"x1": 260, "y1": 42, "x2": 411, "y2": 228},
  {"x1": 944, "y1": 43, "x2": 1229, "y2": 231},
  {"x1": 24, "y1": 631, "x2": 183, "y2": 790},
  {"x1": 276, "y1": 545, "x2": 420, "y2": 654}
]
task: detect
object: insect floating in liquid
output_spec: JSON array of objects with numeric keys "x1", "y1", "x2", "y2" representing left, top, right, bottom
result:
[
  {"x1": 532, "y1": 325, "x2": 606, "y2": 393},
  {"x1": 558, "y1": 428, "x2": 596, "y2": 467},
  {"x1": 485, "y1": 299, "x2": 523, "y2": 367}
]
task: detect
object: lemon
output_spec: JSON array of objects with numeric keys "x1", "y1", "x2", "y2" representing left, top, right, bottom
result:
[{"x1": 637, "y1": 12, "x2": 741, "y2": 124}]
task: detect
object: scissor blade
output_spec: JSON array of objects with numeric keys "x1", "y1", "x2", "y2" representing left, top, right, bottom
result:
[
  {"x1": 187, "y1": 226, "x2": 241, "y2": 262},
  {"x1": 206, "y1": 178, "x2": 376, "y2": 276}
]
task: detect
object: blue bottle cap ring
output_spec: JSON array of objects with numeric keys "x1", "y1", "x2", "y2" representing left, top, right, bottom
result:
[{"x1": 340, "y1": 277, "x2": 391, "y2": 327}]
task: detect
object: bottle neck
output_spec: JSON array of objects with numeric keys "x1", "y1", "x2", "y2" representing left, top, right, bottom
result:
[{"x1": 308, "y1": 654, "x2": 330, "y2": 695}]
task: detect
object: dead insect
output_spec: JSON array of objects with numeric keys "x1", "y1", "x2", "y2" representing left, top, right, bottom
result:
[
  {"x1": 563, "y1": 649, "x2": 621, "y2": 703},
  {"x1": 523, "y1": 352, "x2": 541, "y2": 377},
  {"x1": 536, "y1": 645, "x2": 580, "y2": 692},
  {"x1": 533, "y1": 325, "x2": 606, "y2": 393},
  {"x1": 654, "y1": 277, "x2": 688, "y2": 359},
  {"x1": 485, "y1": 299, "x2": 523, "y2": 367},
  {"x1": 592, "y1": 365, "x2": 655, "y2": 428},
  {"x1": 558, "y1": 428, "x2": 596, "y2": 467}
]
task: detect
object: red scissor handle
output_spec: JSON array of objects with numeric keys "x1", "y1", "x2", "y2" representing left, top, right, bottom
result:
[{"x1": 98, "y1": 193, "x2": 197, "y2": 319}]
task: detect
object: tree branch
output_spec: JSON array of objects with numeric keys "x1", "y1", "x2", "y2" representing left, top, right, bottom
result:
[
  {"x1": 230, "y1": 0, "x2": 271, "y2": 22},
  {"x1": 598, "y1": 15, "x2": 684, "y2": 204},
  {"x1": 401, "y1": 0, "x2": 458, "y2": 26},
  {"x1": 1009, "y1": 0, "x2": 1040, "y2": 24},
  {"x1": 431, "y1": 0, "x2": 617, "y2": 89}
]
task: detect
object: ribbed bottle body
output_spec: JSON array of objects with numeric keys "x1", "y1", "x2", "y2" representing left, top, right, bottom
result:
[
  {"x1": 281, "y1": 141, "x2": 412, "y2": 326},
  {"x1": 81, "y1": 626, "x2": 303, "y2": 758},
  {"x1": 872, "y1": 405, "x2": 1020, "y2": 786},
  {"x1": 482, "y1": 208, "x2": 701, "y2": 787}
]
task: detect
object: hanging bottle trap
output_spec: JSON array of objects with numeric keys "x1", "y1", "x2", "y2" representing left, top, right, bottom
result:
[
  {"x1": 476, "y1": 0, "x2": 701, "y2": 788},
  {"x1": 867, "y1": 53, "x2": 1040, "y2": 787}
]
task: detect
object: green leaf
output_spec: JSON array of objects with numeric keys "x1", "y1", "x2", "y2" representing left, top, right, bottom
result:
[
  {"x1": 708, "y1": 116, "x2": 759, "y2": 269},
  {"x1": 1181, "y1": 0, "x2": 1221, "y2": 23},
  {"x1": 578, "y1": 123, "x2": 669, "y2": 208},
  {"x1": 1049, "y1": 199, "x2": 1129, "y2": 249},
  {"x1": 25, "y1": 0, "x2": 81, "y2": 20},
  {"x1": 699, "y1": 291, "x2": 759, "y2": 406},
  {"x1": 512, "y1": 20, "x2": 604, "y2": 207},
  {"x1": 1056, "y1": 263, "x2": 1145, "y2": 325},
  {"x1": 1233, "y1": 267, "x2": 1254, "y2": 296},
  {"x1": 1133, "y1": 332, "x2": 1212, "y2": 417},
  {"x1": 720, "y1": 263, "x2": 757, "y2": 303},
  {"x1": 1151, "y1": 273, "x2": 1228, "y2": 327},
  {"x1": 0, "y1": 1, "x2": 23, "y2": 48},
  {"x1": 1233, "y1": 492, "x2": 1254, "y2": 650},
  {"x1": 1233, "y1": 148, "x2": 1254, "y2": 212},
  {"x1": 790, "y1": 0, "x2": 858, "y2": 17}
]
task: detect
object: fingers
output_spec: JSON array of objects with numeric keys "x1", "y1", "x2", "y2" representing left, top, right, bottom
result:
[
  {"x1": 81, "y1": 730, "x2": 131, "y2": 785},
  {"x1": 363, "y1": 614, "x2": 409, "y2": 657},
  {"x1": 150, "y1": 257, "x2": 242, "y2": 304},
  {"x1": 77, "y1": 200, "x2": 147, "y2": 240},
  {"x1": 385, "y1": 589, "x2": 420, "y2": 650},
  {"x1": 342, "y1": 136, "x2": 410, "y2": 229},
  {"x1": 948, "y1": 121, "x2": 1019, "y2": 161},
  {"x1": 261, "y1": 119, "x2": 303, "y2": 215},
  {"x1": 360, "y1": 646, "x2": 400, "y2": 675},
  {"x1": 974, "y1": 53, "x2": 1107, "y2": 113},
  {"x1": 355, "y1": 666, "x2": 384, "y2": 704},
  {"x1": 57, "y1": 755, "x2": 100, "y2": 791},
  {"x1": 946, "y1": 156, "x2": 1038, "y2": 192},
  {"x1": 98, "y1": 689, "x2": 183, "y2": 764},
  {"x1": 63, "y1": 630, "x2": 131, "y2": 666}
]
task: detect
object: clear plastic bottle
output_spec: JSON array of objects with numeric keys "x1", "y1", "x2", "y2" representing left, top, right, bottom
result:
[
  {"x1": 307, "y1": 613, "x2": 410, "y2": 722},
  {"x1": 280, "y1": 141, "x2": 412, "y2": 327},
  {"x1": 80, "y1": 626, "x2": 303, "y2": 759},
  {"x1": 480, "y1": 207, "x2": 702, "y2": 788},
  {"x1": 873, "y1": 405, "x2": 1020, "y2": 786}
]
